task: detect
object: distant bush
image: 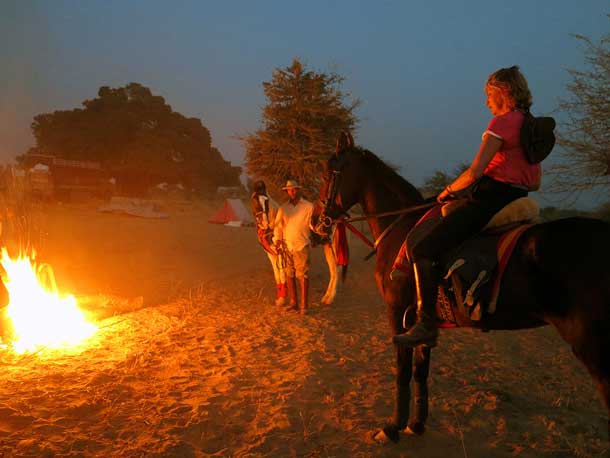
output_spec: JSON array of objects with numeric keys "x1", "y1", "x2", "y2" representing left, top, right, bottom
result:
[
  {"x1": 538, "y1": 206, "x2": 591, "y2": 221},
  {"x1": 592, "y1": 202, "x2": 610, "y2": 222}
]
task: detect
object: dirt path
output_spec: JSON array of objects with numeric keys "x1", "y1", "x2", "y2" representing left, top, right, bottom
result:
[{"x1": 0, "y1": 202, "x2": 607, "y2": 457}]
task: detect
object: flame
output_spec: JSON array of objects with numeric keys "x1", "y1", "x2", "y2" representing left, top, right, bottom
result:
[{"x1": 1, "y1": 248, "x2": 97, "y2": 354}]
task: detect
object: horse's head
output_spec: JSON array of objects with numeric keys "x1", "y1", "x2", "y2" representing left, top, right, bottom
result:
[{"x1": 313, "y1": 131, "x2": 366, "y2": 236}]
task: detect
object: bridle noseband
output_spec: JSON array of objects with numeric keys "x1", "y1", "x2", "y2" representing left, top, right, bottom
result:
[{"x1": 314, "y1": 167, "x2": 345, "y2": 235}]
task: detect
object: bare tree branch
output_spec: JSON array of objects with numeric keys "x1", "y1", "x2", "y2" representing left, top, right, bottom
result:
[{"x1": 547, "y1": 19, "x2": 610, "y2": 193}]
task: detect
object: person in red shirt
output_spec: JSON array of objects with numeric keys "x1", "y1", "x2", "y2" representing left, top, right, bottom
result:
[{"x1": 394, "y1": 65, "x2": 539, "y2": 347}]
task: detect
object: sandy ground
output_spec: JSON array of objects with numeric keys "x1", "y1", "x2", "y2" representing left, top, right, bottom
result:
[{"x1": 0, "y1": 199, "x2": 608, "y2": 458}]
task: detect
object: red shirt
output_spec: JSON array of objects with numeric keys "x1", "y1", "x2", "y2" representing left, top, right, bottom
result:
[{"x1": 483, "y1": 110, "x2": 541, "y2": 190}]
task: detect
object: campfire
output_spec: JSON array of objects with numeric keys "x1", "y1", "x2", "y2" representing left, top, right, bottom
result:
[{"x1": 1, "y1": 248, "x2": 97, "y2": 354}]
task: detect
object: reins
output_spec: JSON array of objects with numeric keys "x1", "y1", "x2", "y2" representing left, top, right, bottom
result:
[
  {"x1": 344, "y1": 201, "x2": 436, "y2": 223},
  {"x1": 339, "y1": 201, "x2": 437, "y2": 260},
  {"x1": 318, "y1": 153, "x2": 437, "y2": 260}
]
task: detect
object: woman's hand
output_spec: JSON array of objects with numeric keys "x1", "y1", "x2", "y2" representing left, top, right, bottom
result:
[{"x1": 437, "y1": 187, "x2": 453, "y2": 203}]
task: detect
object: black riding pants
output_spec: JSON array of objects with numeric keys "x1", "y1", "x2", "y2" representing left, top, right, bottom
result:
[{"x1": 408, "y1": 176, "x2": 528, "y2": 263}]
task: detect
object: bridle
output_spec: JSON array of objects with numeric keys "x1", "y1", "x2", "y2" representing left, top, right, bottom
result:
[
  {"x1": 313, "y1": 165, "x2": 346, "y2": 236},
  {"x1": 313, "y1": 131, "x2": 358, "y2": 235},
  {"x1": 313, "y1": 152, "x2": 437, "y2": 257}
]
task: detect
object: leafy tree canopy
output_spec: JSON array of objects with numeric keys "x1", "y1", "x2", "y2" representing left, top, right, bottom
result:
[
  {"x1": 241, "y1": 58, "x2": 360, "y2": 198},
  {"x1": 420, "y1": 163, "x2": 469, "y2": 198},
  {"x1": 549, "y1": 18, "x2": 610, "y2": 194},
  {"x1": 20, "y1": 83, "x2": 241, "y2": 193}
]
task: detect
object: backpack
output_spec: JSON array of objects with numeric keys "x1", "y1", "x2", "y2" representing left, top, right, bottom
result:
[{"x1": 520, "y1": 110, "x2": 556, "y2": 164}]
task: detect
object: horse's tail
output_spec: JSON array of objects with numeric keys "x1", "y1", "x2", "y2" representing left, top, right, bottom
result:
[{"x1": 601, "y1": 264, "x2": 610, "y2": 362}]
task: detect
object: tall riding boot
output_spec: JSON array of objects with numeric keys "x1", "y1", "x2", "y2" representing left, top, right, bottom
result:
[
  {"x1": 298, "y1": 277, "x2": 309, "y2": 315},
  {"x1": 393, "y1": 259, "x2": 439, "y2": 347},
  {"x1": 275, "y1": 283, "x2": 287, "y2": 306},
  {"x1": 286, "y1": 276, "x2": 298, "y2": 310}
]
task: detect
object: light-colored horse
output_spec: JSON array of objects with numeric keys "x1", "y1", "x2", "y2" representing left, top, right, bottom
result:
[{"x1": 265, "y1": 240, "x2": 338, "y2": 305}]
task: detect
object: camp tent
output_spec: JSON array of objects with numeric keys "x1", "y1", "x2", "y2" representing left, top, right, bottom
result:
[{"x1": 208, "y1": 198, "x2": 254, "y2": 226}]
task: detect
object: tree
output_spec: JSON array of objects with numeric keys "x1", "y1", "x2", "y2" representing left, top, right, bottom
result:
[
  {"x1": 538, "y1": 206, "x2": 590, "y2": 221},
  {"x1": 548, "y1": 19, "x2": 610, "y2": 193},
  {"x1": 420, "y1": 163, "x2": 469, "y2": 198},
  {"x1": 241, "y1": 58, "x2": 360, "y2": 198},
  {"x1": 593, "y1": 201, "x2": 610, "y2": 222},
  {"x1": 20, "y1": 83, "x2": 241, "y2": 194}
]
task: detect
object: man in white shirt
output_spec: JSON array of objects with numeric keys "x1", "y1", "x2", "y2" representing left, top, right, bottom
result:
[{"x1": 273, "y1": 180, "x2": 314, "y2": 314}]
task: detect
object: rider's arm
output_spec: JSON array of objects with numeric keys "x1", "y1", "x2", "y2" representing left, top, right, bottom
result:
[{"x1": 437, "y1": 134, "x2": 502, "y2": 202}]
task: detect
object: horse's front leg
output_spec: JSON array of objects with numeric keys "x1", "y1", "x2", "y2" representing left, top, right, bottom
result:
[
  {"x1": 374, "y1": 345, "x2": 413, "y2": 443},
  {"x1": 407, "y1": 345, "x2": 431, "y2": 434},
  {"x1": 320, "y1": 243, "x2": 338, "y2": 304}
]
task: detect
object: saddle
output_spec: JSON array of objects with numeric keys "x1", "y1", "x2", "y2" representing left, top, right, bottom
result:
[{"x1": 436, "y1": 197, "x2": 539, "y2": 326}]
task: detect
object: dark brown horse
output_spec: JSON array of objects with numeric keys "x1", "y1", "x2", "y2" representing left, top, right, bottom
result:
[{"x1": 315, "y1": 141, "x2": 610, "y2": 443}]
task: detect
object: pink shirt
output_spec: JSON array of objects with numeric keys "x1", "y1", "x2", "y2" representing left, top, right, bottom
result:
[{"x1": 483, "y1": 110, "x2": 541, "y2": 190}]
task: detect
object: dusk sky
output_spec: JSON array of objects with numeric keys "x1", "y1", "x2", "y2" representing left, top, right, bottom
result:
[{"x1": 1, "y1": 1, "x2": 608, "y2": 208}]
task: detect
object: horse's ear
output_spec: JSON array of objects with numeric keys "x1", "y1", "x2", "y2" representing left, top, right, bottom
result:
[
  {"x1": 346, "y1": 131, "x2": 354, "y2": 148},
  {"x1": 336, "y1": 130, "x2": 354, "y2": 156}
]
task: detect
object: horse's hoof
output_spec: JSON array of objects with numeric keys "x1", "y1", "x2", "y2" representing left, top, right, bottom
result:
[
  {"x1": 320, "y1": 294, "x2": 334, "y2": 305},
  {"x1": 404, "y1": 422, "x2": 426, "y2": 435},
  {"x1": 372, "y1": 429, "x2": 390, "y2": 444},
  {"x1": 371, "y1": 424, "x2": 401, "y2": 444}
]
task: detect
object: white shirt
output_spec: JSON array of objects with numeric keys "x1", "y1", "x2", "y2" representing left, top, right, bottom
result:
[{"x1": 273, "y1": 198, "x2": 314, "y2": 252}]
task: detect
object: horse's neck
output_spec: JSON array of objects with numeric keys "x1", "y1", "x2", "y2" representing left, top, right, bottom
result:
[{"x1": 359, "y1": 181, "x2": 418, "y2": 241}]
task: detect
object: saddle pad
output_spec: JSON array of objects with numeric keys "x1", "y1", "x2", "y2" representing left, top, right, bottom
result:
[
  {"x1": 487, "y1": 224, "x2": 534, "y2": 313},
  {"x1": 484, "y1": 197, "x2": 539, "y2": 230},
  {"x1": 439, "y1": 222, "x2": 534, "y2": 322}
]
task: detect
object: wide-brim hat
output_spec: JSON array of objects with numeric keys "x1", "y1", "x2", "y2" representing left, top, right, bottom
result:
[{"x1": 282, "y1": 179, "x2": 301, "y2": 190}]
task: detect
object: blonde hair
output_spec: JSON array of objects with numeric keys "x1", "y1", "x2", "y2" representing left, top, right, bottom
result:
[{"x1": 486, "y1": 65, "x2": 532, "y2": 110}]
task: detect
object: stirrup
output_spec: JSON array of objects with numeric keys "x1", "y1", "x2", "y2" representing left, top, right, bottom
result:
[
  {"x1": 389, "y1": 268, "x2": 407, "y2": 281},
  {"x1": 393, "y1": 325, "x2": 438, "y2": 348},
  {"x1": 393, "y1": 335, "x2": 438, "y2": 348}
]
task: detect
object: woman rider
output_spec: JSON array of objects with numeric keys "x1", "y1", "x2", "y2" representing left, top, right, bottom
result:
[{"x1": 393, "y1": 65, "x2": 541, "y2": 347}]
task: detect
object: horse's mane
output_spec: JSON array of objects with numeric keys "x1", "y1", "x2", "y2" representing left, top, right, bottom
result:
[{"x1": 353, "y1": 147, "x2": 424, "y2": 206}]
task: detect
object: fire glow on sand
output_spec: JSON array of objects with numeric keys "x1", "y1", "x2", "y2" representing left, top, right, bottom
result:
[{"x1": 1, "y1": 248, "x2": 97, "y2": 354}]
